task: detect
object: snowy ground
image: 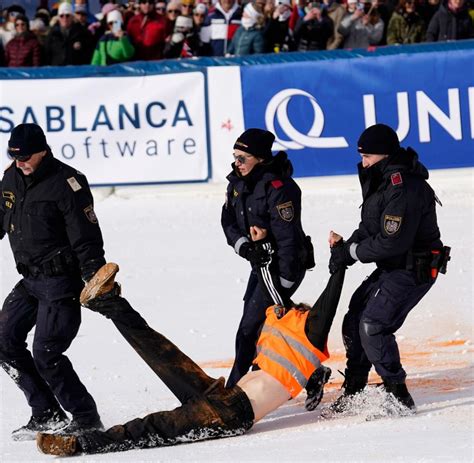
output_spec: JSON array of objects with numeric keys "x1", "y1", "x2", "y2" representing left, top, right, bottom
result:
[{"x1": 1, "y1": 168, "x2": 473, "y2": 462}]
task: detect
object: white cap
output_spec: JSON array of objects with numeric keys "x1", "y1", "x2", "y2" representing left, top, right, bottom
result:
[
  {"x1": 347, "y1": 0, "x2": 358, "y2": 4},
  {"x1": 244, "y1": 2, "x2": 262, "y2": 21},
  {"x1": 107, "y1": 10, "x2": 123, "y2": 23},
  {"x1": 58, "y1": 2, "x2": 73, "y2": 16},
  {"x1": 277, "y1": 0, "x2": 292, "y2": 6},
  {"x1": 175, "y1": 15, "x2": 193, "y2": 29}
]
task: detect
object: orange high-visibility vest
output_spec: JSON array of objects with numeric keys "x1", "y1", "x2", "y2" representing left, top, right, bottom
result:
[{"x1": 253, "y1": 306, "x2": 329, "y2": 398}]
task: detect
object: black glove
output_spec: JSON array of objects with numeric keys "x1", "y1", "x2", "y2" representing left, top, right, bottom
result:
[
  {"x1": 81, "y1": 258, "x2": 106, "y2": 283},
  {"x1": 239, "y1": 240, "x2": 273, "y2": 267},
  {"x1": 328, "y1": 241, "x2": 356, "y2": 275}
]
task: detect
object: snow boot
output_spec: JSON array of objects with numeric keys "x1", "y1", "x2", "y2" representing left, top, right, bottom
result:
[
  {"x1": 326, "y1": 371, "x2": 368, "y2": 415},
  {"x1": 59, "y1": 416, "x2": 104, "y2": 436},
  {"x1": 80, "y1": 263, "x2": 119, "y2": 306},
  {"x1": 383, "y1": 381, "x2": 416, "y2": 411},
  {"x1": 305, "y1": 365, "x2": 332, "y2": 411},
  {"x1": 12, "y1": 408, "x2": 69, "y2": 441},
  {"x1": 37, "y1": 432, "x2": 78, "y2": 456}
]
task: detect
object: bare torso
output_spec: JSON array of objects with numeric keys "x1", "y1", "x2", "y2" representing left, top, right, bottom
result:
[{"x1": 237, "y1": 370, "x2": 290, "y2": 422}]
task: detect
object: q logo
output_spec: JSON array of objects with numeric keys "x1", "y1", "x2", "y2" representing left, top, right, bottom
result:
[{"x1": 265, "y1": 89, "x2": 348, "y2": 150}]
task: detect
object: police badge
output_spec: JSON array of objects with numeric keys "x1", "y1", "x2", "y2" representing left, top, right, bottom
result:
[
  {"x1": 384, "y1": 215, "x2": 402, "y2": 235},
  {"x1": 84, "y1": 205, "x2": 98, "y2": 224},
  {"x1": 277, "y1": 201, "x2": 294, "y2": 222}
]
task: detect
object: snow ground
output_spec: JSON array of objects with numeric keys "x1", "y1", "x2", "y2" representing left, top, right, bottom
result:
[{"x1": 0, "y1": 168, "x2": 473, "y2": 462}]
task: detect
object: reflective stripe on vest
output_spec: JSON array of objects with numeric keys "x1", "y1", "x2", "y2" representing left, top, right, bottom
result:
[{"x1": 254, "y1": 307, "x2": 328, "y2": 398}]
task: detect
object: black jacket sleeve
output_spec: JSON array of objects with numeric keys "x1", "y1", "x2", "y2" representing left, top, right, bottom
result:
[
  {"x1": 221, "y1": 183, "x2": 249, "y2": 254},
  {"x1": 58, "y1": 172, "x2": 105, "y2": 276}
]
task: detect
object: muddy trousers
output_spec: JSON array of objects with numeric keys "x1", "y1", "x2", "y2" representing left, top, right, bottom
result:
[{"x1": 77, "y1": 297, "x2": 254, "y2": 454}]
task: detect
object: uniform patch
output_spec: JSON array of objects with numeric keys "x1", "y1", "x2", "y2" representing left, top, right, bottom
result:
[
  {"x1": 384, "y1": 215, "x2": 402, "y2": 235},
  {"x1": 84, "y1": 205, "x2": 98, "y2": 223},
  {"x1": 233, "y1": 188, "x2": 239, "y2": 198},
  {"x1": 271, "y1": 180, "x2": 283, "y2": 189},
  {"x1": 391, "y1": 172, "x2": 403, "y2": 186},
  {"x1": 67, "y1": 177, "x2": 82, "y2": 192},
  {"x1": 2, "y1": 191, "x2": 15, "y2": 203},
  {"x1": 277, "y1": 201, "x2": 294, "y2": 222}
]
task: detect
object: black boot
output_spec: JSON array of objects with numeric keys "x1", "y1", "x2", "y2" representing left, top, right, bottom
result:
[
  {"x1": 383, "y1": 381, "x2": 416, "y2": 411},
  {"x1": 305, "y1": 365, "x2": 332, "y2": 411},
  {"x1": 60, "y1": 416, "x2": 104, "y2": 436},
  {"x1": 326, "y1": 371, "x2": 368, "y2": 415},
  {"x1": 12, "y1": 408, "x2": 69, "y2": 441}
]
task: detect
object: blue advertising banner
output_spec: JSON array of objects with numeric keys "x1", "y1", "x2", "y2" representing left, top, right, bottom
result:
[{"x1": 241, "y1": 48, "x2": 474, "y2": 177}]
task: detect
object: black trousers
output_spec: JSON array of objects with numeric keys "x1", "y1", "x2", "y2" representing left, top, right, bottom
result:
[
  {"x1": 227, "y1": 268, "x2": 305, "y2": 387},
  {"x1": 0, "y1": 275, "x2": 99, "y2": 421},
  {"x1": 342, "y1": 269, "x2": 433, "y2": 383},
  {"x1": 77, "y1": 297, "x2": 254, "y2": 454}
]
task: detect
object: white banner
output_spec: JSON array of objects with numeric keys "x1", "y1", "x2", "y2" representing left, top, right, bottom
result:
[{"x1": 0, "y1": 72, "x2": 209, "y2": 185}]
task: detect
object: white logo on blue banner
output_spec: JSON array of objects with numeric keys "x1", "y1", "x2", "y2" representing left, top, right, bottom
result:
[{"x1": 265, "y1": 89, "x2": 348, "y2": 150}]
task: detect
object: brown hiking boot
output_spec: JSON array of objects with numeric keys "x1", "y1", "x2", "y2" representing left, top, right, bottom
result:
[
  {"x1": 80, "y1": 263, "x2": 119, "y2": 306},
  {"x1": 36, "y1": 432, "x2": 78, "y2": 456}
]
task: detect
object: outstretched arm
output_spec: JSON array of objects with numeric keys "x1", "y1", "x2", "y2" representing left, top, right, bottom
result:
[{"x1": 305, "y1": 232, "x2": 346, "y2": 351}]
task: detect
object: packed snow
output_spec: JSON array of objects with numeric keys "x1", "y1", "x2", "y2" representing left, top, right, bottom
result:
[{"x1": 1, "y1": 168, "x2": 472, "y2": 462}]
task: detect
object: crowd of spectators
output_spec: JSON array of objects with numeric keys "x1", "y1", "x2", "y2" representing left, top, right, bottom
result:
[{"x1": 0, "y1": 0, "x2": 473, "y2": 67}]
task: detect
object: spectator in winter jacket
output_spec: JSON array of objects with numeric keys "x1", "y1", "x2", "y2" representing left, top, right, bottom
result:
[
  {"x1": 418, "y1": 0, "x2": 442, "y2": 26},
  {"x1": 264, "y1": 0, "x2": 296, "y2": 52},
  {"x1": 426, "y1": 0, "x2": 474, "y2": 41},
  {"x1": 338, "y1": 0, "x2": 384, "y2": 48},
  {"x1": 228, "y1": 2, "x2": 266, "y2": 55},
  {"x1": 163, "y1": 13, "x2": 212, "y2": 58},
  {"x1": 127, "y1": 0, "x2": 167, "y2": 60},
  {"x1": 44, "y1": 2, "x2": 94, "y2": 65},
  {"x1": 294, "y1": 1, "x2": 334, "y2": 51},
  {"x1": 0, "y1": 4, "x2": 26, "y2": 49},
  {"x1": 204, "y1": 0, "x2": 242, "y2": 56},
  {"x1": 165, "y1": 1, "x2": 183, "y2": 38},
  {"x1": 5, "y1": 14, "x2": 42, "y2": 67},
  {"x1": 387, "y1": 0, "x2": 426, "y2": 44},
  {"x1": 324, "y1": 0, "x2": 346, "y2": 49},
  {"x1": 91, "y1": 10, "x2": 135, "y2": 65}
]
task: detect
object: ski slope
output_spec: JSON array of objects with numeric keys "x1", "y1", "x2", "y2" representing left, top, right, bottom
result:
[{"x1": 1, "y1": 168, "x2": 472, "y2": 462}]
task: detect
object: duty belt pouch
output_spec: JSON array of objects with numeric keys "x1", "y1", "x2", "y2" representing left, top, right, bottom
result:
[
  {"x1": 412, "y1": 251, "x2": 431, "y2": 285},
  {"x1": 304, "y1": 235, "x2": 316, "y2": 270}
]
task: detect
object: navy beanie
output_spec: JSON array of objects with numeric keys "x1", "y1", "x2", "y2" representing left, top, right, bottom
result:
[
  {"x1": 357, "y1": 124, "x2": 400, "y2": 155},
  {"x1": 233, "y1": 128, "x2": 275, "y2": 160},
  {"x1": 8, "y1": 123, "x2": 48, "y2": 158}
]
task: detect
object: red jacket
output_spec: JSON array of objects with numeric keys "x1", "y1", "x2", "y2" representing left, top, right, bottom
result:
[
  {"x1": 5, "y1": 33, "x2": 41, "y2": 67},
  {"x1": 126, "y1": 13, "x2": 167, "y2": 60}
]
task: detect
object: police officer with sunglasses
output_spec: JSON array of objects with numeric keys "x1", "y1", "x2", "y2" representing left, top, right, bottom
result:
[{"x1": 0, "y1": 124, "x2": 106, "y2": 440}]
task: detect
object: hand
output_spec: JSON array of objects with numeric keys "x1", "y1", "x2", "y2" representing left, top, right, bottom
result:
[
  {"x1": 328, "y1": 230, "x2": 343, "y2": 248},
  {"x1": 250, "y1": 226, "x2": 267, "y2": 242},
  {"x1": 328, "y1": 241, "x2": 355, "y2": 274},
  {"x1": 171, "y1": 32, "x2": 185, "y2": 43},
  {"x1": 81, "y1": 258, "x2": 105, "y2": 283},
  {"x1": 239, "y1": 241, "x2": 273, "y2": 267}
]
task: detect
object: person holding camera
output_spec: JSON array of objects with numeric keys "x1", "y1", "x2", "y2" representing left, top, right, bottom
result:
[
  {"x1": 327, "y1": 124, "x2": 449, "y2": 415},
  {"x1": 294, "y1": 1, "x2": 334, "y2": 50},
  {"x1": 91, "y1": 10, "x2": 135, "y2": 66},
  {"x1": 338, "y1": 0, "x2": 384, "y2": 48}
]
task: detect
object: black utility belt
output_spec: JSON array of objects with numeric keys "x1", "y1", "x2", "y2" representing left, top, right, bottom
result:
[
  {"x1": 17, "y1": 251, "x2": 77, "y2": 278},
  {"x1": 409, "y1": 246, "x2": 451, "y2": 284}
]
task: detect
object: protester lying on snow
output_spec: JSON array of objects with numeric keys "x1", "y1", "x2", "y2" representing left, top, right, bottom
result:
[{"x1": 37, "y1": 229, "x2": 346, "y2": 456}]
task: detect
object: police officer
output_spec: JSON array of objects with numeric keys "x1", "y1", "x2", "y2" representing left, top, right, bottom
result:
[
  {"x1": 328, "y1": 123, "x2": 448, "y2": 413},
  {"x1": 221, "y1": 128, "x2": 317, "y2": 389},
  {"x1": 0, "y1": 124, "x2": 106, "y2": 440}
]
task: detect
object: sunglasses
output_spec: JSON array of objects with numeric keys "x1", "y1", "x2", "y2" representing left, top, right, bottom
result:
[
  {"x1": 11, "y1": 153, "x2": 33, "y2": 162},
  {"x1": 59, "y1": 14, "x2": 71, "y2": 18},
  {"x1": 15, "y1": 21, "x2": 27, "y2": 26},
  {"x1": 194, "y1": 12, "x2": 205, "y2": 16},
  {"x1": 233, "y1": 153, "x2": 254, "y2": 164},
  {"x1": 156, "y1": 6, "x2": 166, "y2": 10},
  {"x1": 167, "y1": 9, "x2": 180, "y2": 13},
  {"x1": 139, "y1": 0, "x2": 154, "y2": 3}
]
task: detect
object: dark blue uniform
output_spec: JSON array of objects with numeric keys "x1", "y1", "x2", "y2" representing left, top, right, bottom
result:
[
  {"x1": 343, "y1": 148, "x2": 443, "y2": 383},
  {"x1": 0, "y1": 152, "x2": 105, "y2": 423},
  {"x1": 221, "y1": 152, "x2": 311, "y2": 387}
]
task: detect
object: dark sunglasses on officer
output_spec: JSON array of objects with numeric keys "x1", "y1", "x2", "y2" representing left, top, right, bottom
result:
[{"x1": 233, "y1": 153, "x2": 255, "y2": 164}]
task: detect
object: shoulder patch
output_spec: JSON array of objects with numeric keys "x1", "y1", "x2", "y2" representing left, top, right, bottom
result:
[
  {"x1": 391, "y1": 172, "x2": 403, "y2": 186},
  {"x1": 271, "y1": 180, "x2": 284, "y2": 189},
  {"x1": 384, "y1": 215, "x2": 402, "y2": 235},
  {"x1": 84, "y1": 205, "x2": 98, "y2": 223},
  {"x1": 67, "y1": 177, "x2": 82, "y2": 192},
  {"x1": 277, "y1": 201, "x2": 294, "y2": 222},
  {"x1": 233, "y1": 188, "x2": 239, "y2": 198}
]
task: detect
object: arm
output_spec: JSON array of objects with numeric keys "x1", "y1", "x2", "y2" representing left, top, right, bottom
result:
[
  {"x1": 221, "y1": 183, "x2": 249, "y2": 255},
  {"x1": 386, "y1": 15, "x2": 400, "y2": 45},
  {"x1": 110, "y1": 35, "x2": 135, "y2": 61},
  {"x1": 366, "y1": 18, "x2": 384, "y2": 45},
  {"x1": 354, "y1": 183, "x2": 421, "y2": 263},
  {"x1": 426, "y1": 13, "x2": 439, "y2": 42},
  {"x1": 58, "y1": 172, "x2": 106, "y2": 280},
  {"x1": 252, "y1": 31, "x2": 266, "y2": 54}
]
